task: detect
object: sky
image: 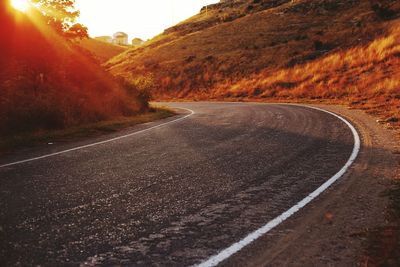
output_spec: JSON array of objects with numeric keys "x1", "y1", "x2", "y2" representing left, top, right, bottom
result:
[{"x1": 76, "y1": 0, "x2": 220, "y2": 41}]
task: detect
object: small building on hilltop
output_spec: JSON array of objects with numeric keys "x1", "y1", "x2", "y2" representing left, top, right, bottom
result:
[
  {"x1": 132, "y1": 38, "x2": 144, "y2": 47},
  {"x1": 113, "y1": 32, "x2": 128, "y2": 46}
]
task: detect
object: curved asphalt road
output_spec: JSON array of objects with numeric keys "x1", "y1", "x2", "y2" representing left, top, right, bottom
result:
[{"x1": 0, "y1": 102, "x2": 354, "y2": 266}]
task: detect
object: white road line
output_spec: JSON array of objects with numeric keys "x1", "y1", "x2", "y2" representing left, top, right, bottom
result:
[
  {"x1": 0, "y1": 108, "x2": 195, "y2": 169},
  {"x1": 195, "y1": 105, "x2": 361, "y2": 267}
]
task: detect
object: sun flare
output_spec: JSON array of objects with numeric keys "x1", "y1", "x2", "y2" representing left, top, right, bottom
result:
[{"x1": 11, "y1": 0, "x2": 30, "y2": 12}]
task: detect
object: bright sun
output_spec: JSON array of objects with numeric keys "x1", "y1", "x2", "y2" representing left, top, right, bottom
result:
[{"x1": 11, "y1": 0, "x2": 30, "y2": 12}]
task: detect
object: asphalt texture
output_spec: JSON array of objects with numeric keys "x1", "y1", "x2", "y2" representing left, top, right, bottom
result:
[{"x1": 0, "y1": 102, "x2": 354, "y2": 266}]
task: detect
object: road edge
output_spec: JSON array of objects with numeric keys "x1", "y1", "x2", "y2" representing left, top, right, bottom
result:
[{"x1": 0, "y1": 108, "x2": 195, "y2": 169}]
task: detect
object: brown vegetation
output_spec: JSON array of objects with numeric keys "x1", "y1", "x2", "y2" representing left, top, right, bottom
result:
[
  {"x1": 106, "y1": 0, "x2": 399, "y2": 127},
  {"x1": 217, "y1": 23, "x2": 400, "y2": 127},
  {"x1": 0, "y1": 3, "x2": 148, "y2": 137}
]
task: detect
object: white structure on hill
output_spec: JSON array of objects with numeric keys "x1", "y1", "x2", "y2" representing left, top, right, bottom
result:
[
  {"x1": 95, "y1": 32, "x2": 143, "y2": 46},
  {"x1": 113, "y1": 32, "x2": 129, "y2": 46}
]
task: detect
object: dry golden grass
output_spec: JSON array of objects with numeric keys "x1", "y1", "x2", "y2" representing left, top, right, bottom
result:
[
  {"x1": 106, "y1": 0, "x2": 399, "y2": 127},
  {"x1": 216, "y1": 23, "x2": 400, "y2": 125}
]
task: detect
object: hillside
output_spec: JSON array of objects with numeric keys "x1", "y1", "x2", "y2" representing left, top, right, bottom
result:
[
  {"x1": 106, "y1": 0, "x2": 399, "y2": 125},
  {"x1": 0, "y1": 6, "x2": 148, "y2": 137},
  {"x1": 77, "y1": 38, "x2": 127, "y2": 63}
]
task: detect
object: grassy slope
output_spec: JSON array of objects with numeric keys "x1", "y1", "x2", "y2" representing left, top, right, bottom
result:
[
  {"x1": 0, "y1": 7, "x2": 148, "y2": 137},
  {"x1": 106, "y1": 0, "x2": 399, "y2": 125},
  {"x1": 77, "y1": 38, "x2": 127, "y2": 63}
]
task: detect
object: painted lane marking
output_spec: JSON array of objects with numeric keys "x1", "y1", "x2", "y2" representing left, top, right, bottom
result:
[
  {"x1": 0, "y1": 108, "x2": 195, "y2": 169},
  {"x1": 196, "y1": 105, "x2": 361, "y2": 267}
]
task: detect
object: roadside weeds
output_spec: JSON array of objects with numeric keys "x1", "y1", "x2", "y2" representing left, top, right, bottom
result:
[{"x1": 0, "y1": 107, "x2": 175, "y2": 154}]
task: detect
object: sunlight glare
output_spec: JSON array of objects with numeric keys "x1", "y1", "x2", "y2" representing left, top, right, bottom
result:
[{"x1": 11, "y1": 0, "x2": 30, "y2": 12}]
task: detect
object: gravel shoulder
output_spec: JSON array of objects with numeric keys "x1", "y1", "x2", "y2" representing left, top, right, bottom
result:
[{"x1": 223, "y1": 104, "x2": 400, "y2": 267}]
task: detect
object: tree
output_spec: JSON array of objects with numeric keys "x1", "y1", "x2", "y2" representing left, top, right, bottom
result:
[{"x1": 31, "y1": 0, "x2": 88, "y2": 39}]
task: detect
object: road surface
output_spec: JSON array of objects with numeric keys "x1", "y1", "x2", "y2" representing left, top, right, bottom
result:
[{"x1": 0, "y1": 102, "x2": 356, "y2": 266}]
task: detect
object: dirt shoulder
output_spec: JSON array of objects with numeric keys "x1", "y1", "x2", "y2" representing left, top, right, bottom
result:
[{"x1": 222, "y1": 104, "x2": 400, "y2": 267}]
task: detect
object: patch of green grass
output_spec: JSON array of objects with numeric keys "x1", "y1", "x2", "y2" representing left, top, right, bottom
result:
[{"x1": 0, "y1": 107, "x2": 175, "y2": 153}]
